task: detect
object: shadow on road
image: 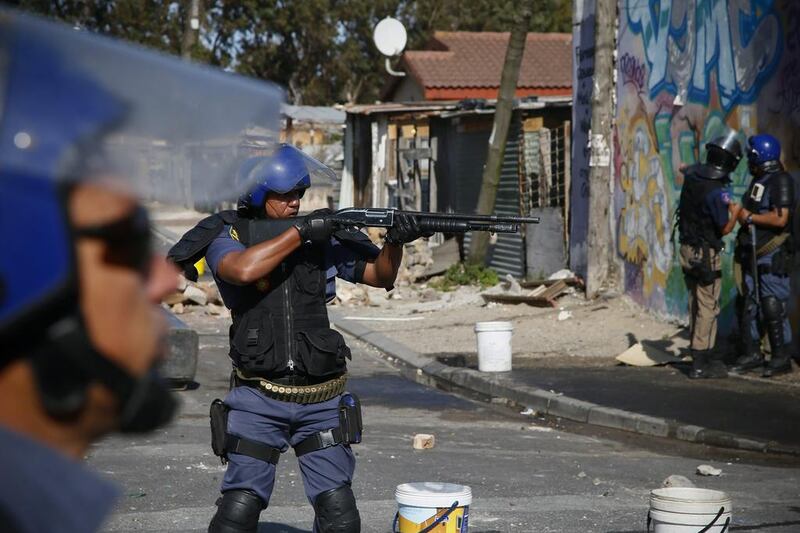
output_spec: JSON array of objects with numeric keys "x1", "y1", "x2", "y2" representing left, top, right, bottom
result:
[{"x1": 258, "y1": 523, "x2": 309, "y2": 533}]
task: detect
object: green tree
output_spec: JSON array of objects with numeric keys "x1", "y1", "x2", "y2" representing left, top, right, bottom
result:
[{"x1": 11, "y1": 0, "x2": 574, "y2": 105}]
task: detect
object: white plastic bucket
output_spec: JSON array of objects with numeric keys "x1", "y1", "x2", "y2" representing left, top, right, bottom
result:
[
  {"x1": 474, "y1": 321, "x2": 513, "y2": 372},
  {"x1": 648, "y1": 488, "x2": 732, "y2": 532},
  {"x1": 394, "y1": 482, "x2": 472, "y2": 533}
]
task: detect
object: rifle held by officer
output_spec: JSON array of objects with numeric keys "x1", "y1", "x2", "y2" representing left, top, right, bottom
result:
[{"x1": 241, "y1": 207, "x2": 540, "y2": 244}]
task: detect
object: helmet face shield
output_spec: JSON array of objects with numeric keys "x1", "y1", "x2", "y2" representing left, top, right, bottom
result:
[
  {"x1": 0, "y1": 9, "x2": 284, "y2": 205},
  {"x1": 704, "y1": 128, "x2": 742, "y2": 176},
  {"x1": 237, "y1": 145, "x2": 337, "y2": 213},
  {"x1": 0, "y1": 8, "x2": 283, "y2": 347}
]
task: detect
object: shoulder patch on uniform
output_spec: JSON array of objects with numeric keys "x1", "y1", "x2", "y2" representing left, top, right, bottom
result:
[
  {"x1": 720, "y1": 191, "x2": 731, "y2": 205},
  {"x1": 229, "y1": 226, "x2": 240, "y2": 242}
]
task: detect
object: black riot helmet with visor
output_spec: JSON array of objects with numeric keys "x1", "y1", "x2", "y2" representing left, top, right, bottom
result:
[{"x1": 702, "y1": 129, "x2": 743, "y2": 179}]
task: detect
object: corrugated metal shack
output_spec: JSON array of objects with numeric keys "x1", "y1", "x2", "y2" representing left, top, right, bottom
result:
[{"x1": 339, "y1": 97, "x2": 572, "y2": 278}]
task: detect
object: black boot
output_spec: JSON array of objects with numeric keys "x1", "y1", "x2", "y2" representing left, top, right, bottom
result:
[
  {"x1": 706, "y1": 350, "x2": 728, "y2": 379},
  {"x1": 763, "y1": 345, "x2": 793, "y2": 378},
  {"x1": 689, "y1": 350, "x2": 709, "y2": 379},
  {"x1": 761, "y1": 296, "x2": 793, "y2": 378},
  {"x1": 729, "y1": 349, "x2": 764, "y2": 373}
]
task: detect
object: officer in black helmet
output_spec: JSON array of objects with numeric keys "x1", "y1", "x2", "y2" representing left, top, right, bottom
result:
[{"x1": 676, "y1": 131, "x2": 743, "y2": 379}]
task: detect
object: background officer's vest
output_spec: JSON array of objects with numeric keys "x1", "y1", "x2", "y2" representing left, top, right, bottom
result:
[{"x1": 677, "y1": 167, "x2": 726, "y2": 250}]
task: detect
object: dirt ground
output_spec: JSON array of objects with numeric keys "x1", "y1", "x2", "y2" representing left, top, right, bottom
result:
[{"x1": 331, "y1": 281, "x2": 682, "y2": 363}]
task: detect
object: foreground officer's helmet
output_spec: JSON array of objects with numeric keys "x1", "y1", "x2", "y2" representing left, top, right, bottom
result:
[
  {"x1": 0, "y1": 9, "x2": 281, "y2": 431},
  {"x1": 747, "y1": 134, "x2": 782, "y2": 175},
  {"x1": 237, "y1": 144, "x2": 337, "y2": 217},
  {"x1": 705, "y1": 131, "x2": 743, "y2": 177}
]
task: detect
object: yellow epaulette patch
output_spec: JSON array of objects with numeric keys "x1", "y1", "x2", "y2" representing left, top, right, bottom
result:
[
  {"x1": 229, "y1": 226, "x2": 240, "y2": 242},
  {"x1": 255, "y1": 278, "x2": 270, "y2": 292}
]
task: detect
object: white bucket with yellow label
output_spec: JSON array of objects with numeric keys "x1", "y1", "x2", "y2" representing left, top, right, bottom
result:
[{"x1": 394, "y1": 482, "x2": 471, "y2": 533}]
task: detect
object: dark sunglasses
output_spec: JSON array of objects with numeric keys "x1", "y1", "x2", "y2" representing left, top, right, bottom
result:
[{"x1": 73, "y1": 205, "x2": 153, "y2": 278}]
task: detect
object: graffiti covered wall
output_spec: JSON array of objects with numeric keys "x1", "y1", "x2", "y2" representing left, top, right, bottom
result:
[{"x1": 614, "y1": 0, "x2": 800, "y2": 327}]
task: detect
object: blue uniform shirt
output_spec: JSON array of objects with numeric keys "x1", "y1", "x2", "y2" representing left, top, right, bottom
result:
[
  {"x1": 205, "y1": 226, "x2": 377, "y2": 311},
  {"x1": 703, "y1": 186, "x2": 732, "y2": 231},
  {"x1": 0, "y1": 425, "x2": 118, "y2": 533}
]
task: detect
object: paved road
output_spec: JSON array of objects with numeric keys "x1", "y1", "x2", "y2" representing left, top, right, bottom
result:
[{"x1": 91, "y1": 317, "x2": 800, "y2": 532}]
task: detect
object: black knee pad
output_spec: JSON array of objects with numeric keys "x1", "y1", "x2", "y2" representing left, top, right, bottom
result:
[
  {"x1": 761, "y1": 296, "x2": 785, "y2": 322},
  {"x1": 208, "y1": 489, "x2": 264, "y2": 533},
  {"x1": 313, "y1": 486, "x2": 361, "y2": 533}
]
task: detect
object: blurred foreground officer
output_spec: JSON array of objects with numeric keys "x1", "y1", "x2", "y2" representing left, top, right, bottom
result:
[
  {"x1": 0, "y1": 10, "x2": 281, "y2": 532},
  {"x1": 676, "y1": 132, "x2": 742, "y2": 378},
  {"x1": 731, "y1": 135, "x2": 799, "y2": 377},
  {"x1": 169, "y1": 146, "x2": 430, "y2": 532}
]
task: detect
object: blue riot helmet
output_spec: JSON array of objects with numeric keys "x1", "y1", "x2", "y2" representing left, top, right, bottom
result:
[
  {"x1": 0, "y1": 10, "x2": 282, "y2": 431},
  {"x1": 747, "y1": 134, "x2": 783, "y2": 176},
  {"x1": 237, "y1": 144, "x2": 336, "y2": 217}
]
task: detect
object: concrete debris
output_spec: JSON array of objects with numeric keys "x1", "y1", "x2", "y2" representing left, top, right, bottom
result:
[
  {"x1": 577, "y1": 471, "x2": 587, "y2": 479},
  {"x1": 482, "y1": 279, "x2": 569, "y2": 307},
  {"x1": 183, "y1": 285, "x2": 208, "y2": 306},
  {"x1": 412, "y1": 434, "x2": 436, "y2": 450},
  {"x1": 164, "y1": 275, "x2": 227, "y2": 315},
  {"x1": 662, "y1": 475, "x2": 696, "y2": 488},
  {"x1": 205, "y1": 303, "x2": 229, "y2": 317},
  {"x1": 548, "y1": 269, "x2": 576, "y2": 280},
  {"x1": 504, "y1": 274, "x2": 523, "y2": 294},
  {"x1": 163, "y1": 292, "x2": 188, "y2": 306},
  {"x1": 696, "y1": 464, "x2": 722, "y2": 477}
]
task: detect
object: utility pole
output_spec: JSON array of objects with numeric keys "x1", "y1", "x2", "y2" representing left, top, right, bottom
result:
[
  {"x1": 467, "y1": 2, "x2": 533, "y2": 265},
  {"x1": 181, "y1": 0, "x2": 201, "y2": 61},
  {"x1": 585, "y1": 0, "x2": 615, "y2": 297}
]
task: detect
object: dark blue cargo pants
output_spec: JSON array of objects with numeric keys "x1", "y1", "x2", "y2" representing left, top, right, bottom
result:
[{"x1": 220, "y1": 385, "x2": 355, "y2": 507}]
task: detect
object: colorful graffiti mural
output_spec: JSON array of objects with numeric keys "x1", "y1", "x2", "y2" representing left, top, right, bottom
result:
[{"x1": 614, "y1": 0, "x2": 800, "y2": 326}]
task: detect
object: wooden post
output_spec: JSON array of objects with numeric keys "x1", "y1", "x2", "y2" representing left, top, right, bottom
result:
[
  {"x1": 467, "y1": 2, "x2": 533, "y2": 265},
  {"x1": 585, "y1": 0, "x2": 615, "y2": 297},
  {"x1": 563, "y1": 120, "x2": 571, "y2": 247}
]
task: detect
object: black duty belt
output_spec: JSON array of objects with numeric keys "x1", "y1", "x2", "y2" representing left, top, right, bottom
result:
[{"x1": 233, "y1": 369, "x2": 347, "y2": 404}]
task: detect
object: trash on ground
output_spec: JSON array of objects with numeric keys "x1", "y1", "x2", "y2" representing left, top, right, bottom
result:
[
  {"x1": 557, "y1": 310, "x2": 573, "y2": 321},
  {"x1": 616, "y1": 342, "x2": 682, "y2": 367},
  {"x1": 412, "y1": 434, "x2": 436, "y2": 450},
  {"x1": 696, "y1": 464, "x2": 722, "y2": 476},
  {"x1": 481, "y1": 279, "x2": 568, "y2": 307},
  {"x1": 662, "y1": 475, "x2": 696, "y2": 488},
  {"x1": 520, "y1": 407, "x2": 537, "y2": 416}
]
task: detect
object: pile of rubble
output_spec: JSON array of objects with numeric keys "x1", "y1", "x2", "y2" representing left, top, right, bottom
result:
[
  {"x1": 333, "y1": 238, "x2": 435, "y2": 308},
  {"x1": 162, "y1": 276, "x2": 229, "y2": 317},
  {"x1": 481, "y1": 270, "x2": 583, "y2": 308}
]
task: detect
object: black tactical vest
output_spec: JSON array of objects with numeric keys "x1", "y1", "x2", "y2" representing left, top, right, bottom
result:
[
  {"x1": 227, "y1": 219, "x2": 350, "y2": 378},
  {"x1": 167, "y1": 212, "x2": 353, "y2": 379},
  {"x1": 677, "y1": 166, "x2": 727, "y2": 250},
  {"x1": 738, "y1": 171, "x2": 795, "y2": 250}
]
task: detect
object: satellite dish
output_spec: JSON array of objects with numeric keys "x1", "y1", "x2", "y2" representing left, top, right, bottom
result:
[{"x1": 373, "y1": 17, "x2": 407, "y2": 57}]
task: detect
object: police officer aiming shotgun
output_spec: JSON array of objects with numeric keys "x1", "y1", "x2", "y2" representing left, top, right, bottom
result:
[{"x1": 168, "y1": 144, "x2": 538, "y2": 533}]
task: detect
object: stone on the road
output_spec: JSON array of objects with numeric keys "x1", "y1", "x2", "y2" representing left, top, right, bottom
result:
[
  {"x1": 696, "y1": 464, "x2": 723, "y2": 476},
  {"x1": 412, "y1": 433, "x2": 435, "y2": 450},
  {"x1": 663, "y1": 475, "x2": 696, "y2": 488},
  {"x1": 184, "y1": 285, "x2": 208, "y2": 306}
]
